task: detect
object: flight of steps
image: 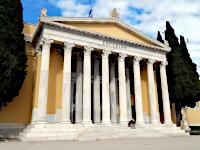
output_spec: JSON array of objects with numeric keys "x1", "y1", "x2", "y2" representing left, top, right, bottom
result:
[
  {"x1": 18, "y1": 123, "x2": 189, "y2": 141},
  {"x1": 77, "y1": 124, "x2": 189, "y2": 141}
]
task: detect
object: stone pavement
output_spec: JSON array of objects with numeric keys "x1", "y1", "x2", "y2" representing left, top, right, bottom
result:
[{"x1": 0, "y1": 136, "x2": 199, "y2": 150}]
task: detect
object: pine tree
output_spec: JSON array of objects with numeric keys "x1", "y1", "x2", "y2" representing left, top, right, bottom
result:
[
  {"x1": 164, "y1": 21, "x2": 200, "y2": 107},
  {"x1": 0, "y1": 0, "x2": 27, "y2": 108}
]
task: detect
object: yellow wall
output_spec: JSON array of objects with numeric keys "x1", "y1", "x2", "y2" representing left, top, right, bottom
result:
[
  {"x1": 47, "y1": 48, "x2": 63, "y2": 114},
  {"x1": 141, "y1": 67, "x2": 151, "y2": 116},
  {"x1": 140, "y1": 65, "x2": 160, "y2": 119},
  {"x1": 23, "y1": 23, "x2": 36, "y2": 37},
  {"x1": 65, "y1": 22, "x2": 156, "y2": 46},
  {"x1": 0, "y1": 43, "x2": 35, "y2": 123},
  {"x1": 186, "y1": 104, "x2": 200, "y2": 125}
]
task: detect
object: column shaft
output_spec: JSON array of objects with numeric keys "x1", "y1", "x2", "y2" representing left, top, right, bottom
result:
[
  {"x1": 61, "y1": 43, "x2": 74, "y2": 123},
  {"x1": 160, "y1": 61, "x2": 172, "y2": 124},
  {"x1": 110, "y1": 62, "x2": 117, "y2": 123},
  {"x1": 37, "y1": 38, "x2": 53, "y2": 122},
  {"x1": 133, "y1": 57, "x2": 144, "y2": 124},
  {"x1": 118, "y1": 54, "x2": 128, "y2": 124},
  {"x1": 75, "y1": 54, "x2": 83, "y2": 123},
  {"x1": 82, "y1": 47, "x2": 93, "y2": 124},
  {"x1": 147, "y1": 59, "x2": 159, "y2": 124},
  {"x1": 102, "y1": 50, "x2": 111, "y2": 124},
  {"x1": 93, "y1": 56, "x2": 101, "y2": 123}
]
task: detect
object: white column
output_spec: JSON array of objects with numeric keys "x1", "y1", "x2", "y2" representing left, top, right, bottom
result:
[
  {"x1": 126, "y1": 67, "x2": 132, "y2": 121},
  {"x1": 61, "y1": 42, "x2": 74, "y2": 123},
  {"x1": 37, "y1": 38, "x2": 53, "y2": 122},
  {"x1": 102, "y1": 50, "x2": 111, "y2": 124},
  {"x1": 75, "y1": 53, "x2": 83, "y2": 124},
  {"x1": 118, "y1": 53, "x2": 128, "y2": 124},
  {"x1": 82, "y1": 46, "x2": 93, "y2": 124},
  {"x1": 110, "y1": 62, "x2": 117, "y2": 123},
  {"x1": 147, "y1": 59, "x2": 160, "y2": 124},
  {"x1": 133, "y1": 57, "x2": 144, "y2": 124},
  {"x1": 160, "y1": 61, "x2": 172, "y2": 124},
  {"x1": 93, "y1": 55, "x2": 101, "y2": 124}
]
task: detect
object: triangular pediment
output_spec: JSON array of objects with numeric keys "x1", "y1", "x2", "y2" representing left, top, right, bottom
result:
[{"x1": 38, "y1": 17, "x2": 167, "y2": 49}]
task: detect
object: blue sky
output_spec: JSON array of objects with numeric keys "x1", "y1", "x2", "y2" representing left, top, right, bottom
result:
[{"x1": 22, "y1": 0, "x2": 200, "y2": 75}]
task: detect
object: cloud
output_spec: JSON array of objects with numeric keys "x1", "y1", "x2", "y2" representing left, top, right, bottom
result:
[{"x1": 49, "y1": 0, "x2": 200, "y2": 75}]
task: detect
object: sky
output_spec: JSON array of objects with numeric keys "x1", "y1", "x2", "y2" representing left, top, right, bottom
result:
[{"x1": 22, "y1": 0, "x2": 200, "y2": 75}]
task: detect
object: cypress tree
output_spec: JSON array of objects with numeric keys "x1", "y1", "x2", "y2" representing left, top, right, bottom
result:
[
  {"x1": 179, "y1": 36, "x2": 200, "y2": 105},
  {"x1": 157, "y1": 31, "x2": 164, "y2": 44},
  {"x1": 165, "y1": 21, "x2": 200, "y2": 107},
  {"x1": 0, "y1": 0, "x2": 27, "y2": 108}
]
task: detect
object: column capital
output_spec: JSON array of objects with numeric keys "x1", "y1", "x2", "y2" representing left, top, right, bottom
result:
[
  {"x1": 40, "y1": 38, "x2": 53, "y2": 47},
  {"x1": 84, "y1": 46, "x2": 94, "y2": 52},
  {"x1": 64, "y1": 42, "x2": 75, "y2": 51},
  {"x1": 160, "y1": 61, "x2": 168, "y2": 67},
  {"x1": 102, "y1": 50, "x2": 111, "y2": 57},
  {"x1": 84, "y1": 46, "x2": 94, "y2": 55},
  {"x1": 118, "y1": 53, "x2": 127, "y2": 60},
  {"x1": 147, "y1": 59, "x2": 156, "y2": 64},
  {"x1": 134, "y1": 56, "x2": 142, "y2": 62}
]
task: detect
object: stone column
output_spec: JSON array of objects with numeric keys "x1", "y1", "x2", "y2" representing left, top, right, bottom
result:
[
  {"x1": 93, "y1": 55, "x2": 101, "y2": 124},
  {"x1": 102, "y1": 50, "x2": 111, "y2": 124},
  {"x1": 133, "y1": 57, "x2": 144, "y2": 124},
  {"x1": 147, "y1": 59, "x2": 160, "y2": 124},
  {"x1": 75, "y1": 53, "x2": 83, "y2": 124},
  {"x1": 126, "y1": 66, "x2": 132, "y2": 121},
  {"x1": 37, "y1": 38, "x2": 53, "y2": 122},
  {"x1": 61, "y1": 42, "x2": 74, "y2": 123},
  {"x1": 118, "y1": 53, "x2": 128, "y2": 124},
  {"x1": 160, "y1": 61, "x2": 172, "y2": 124},
  {"x1": 82, "y1": 46, "x2": 93, "y2": 124},
  {"x1": 110, "y1": 62, "x2": 117, "y2": 123}
]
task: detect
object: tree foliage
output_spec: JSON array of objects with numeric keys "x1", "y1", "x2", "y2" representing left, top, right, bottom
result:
[
  {"x1": 162, "y1": 21, "x2": 200, "y2": 107},
  {"x1": 0, "y1": 0, "x2": 27, "y2": 108}
]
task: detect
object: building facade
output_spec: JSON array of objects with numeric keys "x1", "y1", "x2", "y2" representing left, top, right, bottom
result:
[{"x1": 0, "y1": 14, "x2": 189, "y2": 140}]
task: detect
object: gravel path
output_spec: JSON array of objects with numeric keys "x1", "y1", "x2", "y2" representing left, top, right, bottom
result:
[{"x1": 0, "y1": 136, "x2": 199, "y2": 150}]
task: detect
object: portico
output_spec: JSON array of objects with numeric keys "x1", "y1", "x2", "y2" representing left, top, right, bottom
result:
[
  {"x1": 31, "y1": 16, "x2": 173, "y2": 126},
  {"x1": 19, "y1": 16, "x2": 188, "y2": 141}
]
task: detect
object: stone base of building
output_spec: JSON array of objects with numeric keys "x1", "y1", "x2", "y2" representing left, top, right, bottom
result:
[{"x1": 18, "y1": 123, "x2": 189, "y2": 141}]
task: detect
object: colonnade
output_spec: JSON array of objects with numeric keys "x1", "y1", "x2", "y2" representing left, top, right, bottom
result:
[{"x1": 35, "y1": 38, "x2": 173, "y2": 126}]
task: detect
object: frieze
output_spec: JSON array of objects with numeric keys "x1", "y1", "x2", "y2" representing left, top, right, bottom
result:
[{"x1": 102, "y1": 40, "x2": 127, "y2": 50}]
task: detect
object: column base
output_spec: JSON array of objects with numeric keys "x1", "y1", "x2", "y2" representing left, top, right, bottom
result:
[
  {"x1": 119, "y1": 120, "x2": 128, "y2": 126},
  {"x1": 60, "y1": 120, "x2": 72, "y2": 124},
  {"x1": 82, "y1": 120, "x2": 92, "y2": 124},
  {"x1": 135, "y1": 122, "x2": 146, "y2": 128},
  {"x1": 163, "y1": 122, "x2": 175, "y2": 128},
  {"x1": 102, "y1": 120, "x2": 111, "y2": 125}
]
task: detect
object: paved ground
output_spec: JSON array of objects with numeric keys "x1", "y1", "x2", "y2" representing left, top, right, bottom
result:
[{"x1": 0, "y1": 136, "x2": 200, "y2": 150}]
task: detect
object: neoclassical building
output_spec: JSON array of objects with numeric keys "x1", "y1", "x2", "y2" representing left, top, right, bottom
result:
[{"x1": 0, "y1": 11, "x2": 189, "y2": 140}]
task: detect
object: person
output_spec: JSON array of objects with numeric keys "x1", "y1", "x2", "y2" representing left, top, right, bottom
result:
[{"x1": 128, "y1": 119, "x2": 136, "y2": 129}]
